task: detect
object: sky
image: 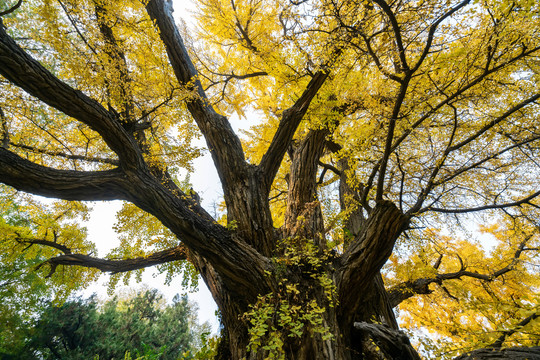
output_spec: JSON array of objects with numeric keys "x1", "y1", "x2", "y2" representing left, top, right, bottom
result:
[
  {"x1": 82, "y1": 0, "x2": 224, "y2": 332},
  {"x1": 84, "y1": 197, "x2": 220, "y2": 332}
]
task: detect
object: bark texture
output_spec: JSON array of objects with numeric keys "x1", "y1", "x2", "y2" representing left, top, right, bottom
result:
[
  {"x1": 353, "y1": 322, "x2": 420, "y2": 360},
  {"x1": 453, "y1": 347, "x2": 540, "y2": 360}
]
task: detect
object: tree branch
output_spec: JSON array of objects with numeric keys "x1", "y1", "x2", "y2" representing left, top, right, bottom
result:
[
  {"x1": 353, "y1": 322, "x2": 421, "y2": 360},
  {"x1": 428, "y1": 133, "x2": 540, "y2": 190},
  {"x1": 371, "y1": 0, "x2": 408, "y2": 71},
  {"x1": 447, "y1": 94, "x2": 540, "y2": 153},
  {"x1": 362, "y1": 46, "x2": 540, "y2": 207},
  {"x1": 0, "y1": 20, "x2": 268, "y2": 297},
  {"x1": 410, "y1": 0, "x2": 471, "y2": 73},
  {"x1": 318, "y1": 160, "x2": 341, "y2": 177},
  {"x1": 0, "y1": 147, "x2": 129, "y2": 201},
  {"x1": 0, "y1": 0, "x2": 22, "y2": 17},
  {"x1": 388, "y1": 238, "x2": 531, "y2": 307},
  {"x1": 94, "y1": 1, "x2": 134, "y2": 123},
  {"x1": 488, "y1": 311, "x2": 540, "y2": 348},
  {"x1": 57, "y1": 0, "x2": 98, "y2": 56},
  {"x1": 145, "y1": 0, "x2": 247, "y2": 183},
  {"x1": 204, "y1": 70, "x2": 268, "y2": 101},
  {"x1": 376, "y1": 76, "x2": 411, "y2": 201},
  {"x1": 37, "y1": 245, "x2": 188, "y2": 277},
  {"x1": 17, "y1": 236, "x2": 72, "y2": 254},
  {"x1": 9, "y1": 141, "x2": 119, "y2": 165},
  {"x1": 283, "y1": 129, "x2": 328, "y2": 246},
  {"x1": 339, "y1": 201, "x2": 409, "y2": 313},
  {"x1": 337, "y1": 154, "x2": 367, "y2": 248},
  {"x1": 427, "y1": 190, "x2": 540, "y2": 214},
  {"x1": 18, "y1": 235, "x2": 188, "y2": 277},
  {"x1": 360, "y1": 32, "x2": 403, "y2": 82},
  {"x1": 388, "y1": 45, "x2": 540, "y2": 162},
  {"x1": 453, "y1": 346, "x2": 540, "y2": 360},
  {"x1": 408, "y1": 94, "x2": 540, "y2": 214},
  {"x1": 0, "y1": 19, "x2": 142, "y2": 167},
  {"x1": 259, "y1": 70, "x2": 329, "y2": 192}
]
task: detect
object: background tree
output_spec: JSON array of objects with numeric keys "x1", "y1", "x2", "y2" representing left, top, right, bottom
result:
[
  {"x1": 12, "y1": 290, "x2": 202, "y2": 359},
  {"x1": 0, "y1": 0, "x2": 539, "y2": 359},
  {"x1": 0, "y1": 185, "x2": 98, "y2": 358}
]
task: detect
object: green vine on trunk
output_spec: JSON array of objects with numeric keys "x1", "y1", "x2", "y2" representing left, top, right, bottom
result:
[{"x1": 243, "y1": 240, "x2": 337, "y2": 359}]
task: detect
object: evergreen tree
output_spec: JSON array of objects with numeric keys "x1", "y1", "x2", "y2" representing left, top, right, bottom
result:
[{"x1": 22, "y1": 290, "x2": 199, "y2": 360}]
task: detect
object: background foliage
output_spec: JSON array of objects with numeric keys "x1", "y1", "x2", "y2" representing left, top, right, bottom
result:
[{"x1": 0, "y1": 288, "x2": 211, "y2": 360}]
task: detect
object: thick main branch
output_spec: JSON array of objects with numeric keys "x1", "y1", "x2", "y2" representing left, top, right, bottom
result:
[
  {"x1": 339, "y1": 201, "x2": 408, "y2": 314},
  {"x1": 145, "y1": 1, "x2": 281, "y2": 256},
  {"x1": 0, "y1": 148, "x2": 129, "y2": 200},
  {"x1": 145, "y1": 0, "x2": 247, "y2": 187},
  {"x1": 0, "y1": 19, "x2": 141, "y2": 167},
  {"x1": 260, "y1": 71, "x2": 329, "y2": 192}
]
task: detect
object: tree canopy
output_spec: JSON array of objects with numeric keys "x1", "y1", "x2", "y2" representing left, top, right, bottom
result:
[{"x1": 0, "y1": 0, "x2": 539, "y2": 359}]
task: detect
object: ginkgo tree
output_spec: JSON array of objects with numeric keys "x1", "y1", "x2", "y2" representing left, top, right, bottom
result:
[{"x1": 0, "y1": 0, "x2": 539, "y2": 359}]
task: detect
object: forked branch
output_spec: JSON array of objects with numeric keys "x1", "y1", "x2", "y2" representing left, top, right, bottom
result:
[
  {"x1": 259, "y1": 70, "x2": 329, "y2": 191},
  {"x1": 33, "y1": 242, "x2": 188, "y2": 277},
  {"x1": 387, "y1": 238, "x2": 532, "y2": 307}
]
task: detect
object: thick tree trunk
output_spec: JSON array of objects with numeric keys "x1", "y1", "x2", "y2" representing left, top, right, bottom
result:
[
  {"x1": 189, "y1": 126, "x2": 412, "y2": 359},
  {"x1": 197, "y1": 200, "x2": 414, "y2": 360},
  {"x1": 209, "y1": 271, "x2": 415, "y2": 360}
]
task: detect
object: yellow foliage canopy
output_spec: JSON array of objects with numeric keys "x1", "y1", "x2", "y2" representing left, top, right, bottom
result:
[{"x1": 0, "y1": 0, "x2": 539, "y2": 357}]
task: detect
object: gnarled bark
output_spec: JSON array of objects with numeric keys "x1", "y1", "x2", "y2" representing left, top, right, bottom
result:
[
  {"x1": 0, "y1": 3, "x2": 413, "y2": 358},
  {"x1": 353, "y1": 322, "x2": 420, "y2": 360},
  {"x1": 453, "y1": 347, "x2": 540, "y2": 360},
  {"x1": 338, "y1": 201, "x2": 409, "y2": 318},
  {"x1": 284, "y1": 129, "x2": 329, "y2": 245}
]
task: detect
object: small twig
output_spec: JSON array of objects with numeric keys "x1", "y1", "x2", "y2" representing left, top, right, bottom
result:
[
  {"x1": 318, "y1": 160, "x2": 341, "y2": 177},
  {"x1": 0, "y1": 0, "x2": 23, "y2": 17},
  {"x1": 489, "y1": 310, "x2": 540, "y2": 348},
  {"x1": 0, "y1": 106, "x2": 9, "y2": 148}
]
